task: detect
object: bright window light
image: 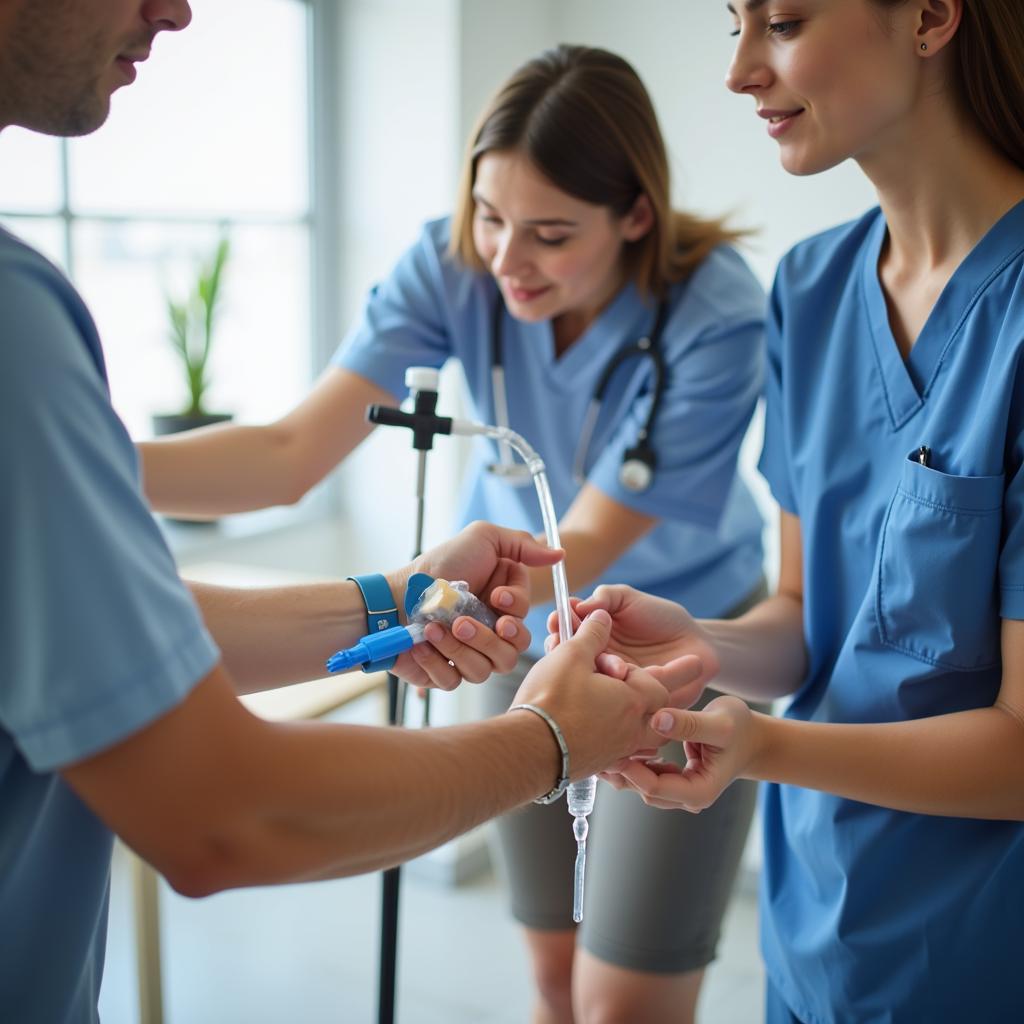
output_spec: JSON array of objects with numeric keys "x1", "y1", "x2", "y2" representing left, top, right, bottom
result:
[
  {"x1": 0, "y1": 0, "x2": 314, "y2": 439},
  {"x1": 0, "y1": 130, "x2": 62, "y2": 213}
]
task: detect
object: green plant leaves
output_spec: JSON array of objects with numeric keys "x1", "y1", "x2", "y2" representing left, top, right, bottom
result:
[{"x1": 164, "y1": 237, "x2": 230, "y2": 416}]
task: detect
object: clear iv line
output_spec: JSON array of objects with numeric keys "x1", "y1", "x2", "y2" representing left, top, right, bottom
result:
[{"x1": 451, "y1": 418, "x2": 593, "y2": 922}]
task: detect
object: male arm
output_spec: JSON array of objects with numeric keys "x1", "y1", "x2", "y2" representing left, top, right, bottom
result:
[
  {"x1": 189, "y1": 521, "x2": 561, "y2": 692},
  {"x1": 62, "y1": 610, "x2": 674, "y2": 894},
  {"x1": 62, "y1": 663, "x2": 563, "y2": 891},
  {"x1": 2, "y1": 257, "x2": 649, "y2": 902}
]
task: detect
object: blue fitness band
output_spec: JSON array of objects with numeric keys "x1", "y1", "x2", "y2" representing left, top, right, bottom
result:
[{"x1": 347, "y1": 573, "x2": 400, "y2": 672}]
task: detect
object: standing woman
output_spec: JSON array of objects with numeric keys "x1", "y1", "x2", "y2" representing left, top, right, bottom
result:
[
  {"x1": 140, "y1": 45, "x2": 767, "y2": 1022},
  {"x1": 577, "y1": 3, "x2": 1024, "y2": 1022}
]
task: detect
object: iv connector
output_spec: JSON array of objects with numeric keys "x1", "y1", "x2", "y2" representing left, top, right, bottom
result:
[{"x1": 326, "y1": 622, "x2": 426, "y2": 673}]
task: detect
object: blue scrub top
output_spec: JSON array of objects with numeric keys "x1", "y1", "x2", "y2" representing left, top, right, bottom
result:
[
  {"x1": 0, "y1": 228, "x2": 220, "y2": 1021},
  {"x1": 759, "y1": 203, "x2": 1024, "y2": 1023},
  {"x1": 337, "y1": 218, "x2": 766, "y2": 654}
]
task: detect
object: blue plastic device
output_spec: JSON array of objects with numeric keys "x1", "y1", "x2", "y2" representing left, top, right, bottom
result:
[{"x1": 325, "y1": 622, "x2": 425, "y2": 674}]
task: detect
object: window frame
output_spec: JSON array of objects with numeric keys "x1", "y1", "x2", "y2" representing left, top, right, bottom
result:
[
  {"x1": 0, "y1": 0, "x2": 344, "y2": 549},
  {"x1": 1, "y1": 0, "x2": 340, "y2": 376}
]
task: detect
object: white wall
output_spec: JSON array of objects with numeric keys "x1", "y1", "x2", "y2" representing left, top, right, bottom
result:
[
  {"x1": 553, "y1": 0, "x2": 879, "y2": 285},
  {"x1": 333, "y1": 0, "x2": 465, "y2": 605},
  {"x1": 456, "y1": 1, "x2": 557, "y2": 145}
]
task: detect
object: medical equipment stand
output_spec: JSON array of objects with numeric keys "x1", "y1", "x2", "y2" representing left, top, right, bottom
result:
[{"x1": 365, "y1": 367, "x2": 453, "y2": 1024}]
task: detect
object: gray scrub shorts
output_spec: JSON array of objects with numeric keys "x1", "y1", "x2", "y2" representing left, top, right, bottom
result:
[{"x1": 479, "y1": 581, "x2": 769, "y2": 975}]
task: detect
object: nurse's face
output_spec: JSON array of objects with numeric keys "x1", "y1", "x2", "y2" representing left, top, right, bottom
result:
[
  {"x1": 472, "y1": 149, "x2": 650, "y2": 328},
  {"x1": 725, "y1": 0, "x2": 924, "y2": 175},
  {"x1": 0, "y1": 0, "x2": 192, "y2": 136}
]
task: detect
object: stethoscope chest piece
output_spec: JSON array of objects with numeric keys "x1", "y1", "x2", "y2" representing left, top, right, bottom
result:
[{"x1": 618, "y1": 444, "x2": 656, "y2": 493}]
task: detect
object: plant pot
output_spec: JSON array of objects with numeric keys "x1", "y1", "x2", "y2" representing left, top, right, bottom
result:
[{"x1": 151, "y1": 412, "x2": 233, "y2": 437}]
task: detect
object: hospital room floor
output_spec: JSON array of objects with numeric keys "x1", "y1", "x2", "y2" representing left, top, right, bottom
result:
[{"x1": 98, "y1": 686, "x2": 765, "y2": 1023}]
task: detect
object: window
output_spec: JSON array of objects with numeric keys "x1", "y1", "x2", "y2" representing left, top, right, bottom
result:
[{"x1": 0, "y1": 0, "x2": 321, "y2": 440}]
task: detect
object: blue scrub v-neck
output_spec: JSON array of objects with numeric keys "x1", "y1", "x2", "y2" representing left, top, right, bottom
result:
[
  {"x1": 861, "y1": 198, "x2": 1024, "y2": 430},
  {"x1": 535, "y1": 281, "x2": 655, "y2": 392}
]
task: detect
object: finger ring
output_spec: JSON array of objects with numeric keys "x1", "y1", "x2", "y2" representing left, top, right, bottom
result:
[{"x1": 448, "y1": 660, "x2": 456, "y2": 668}]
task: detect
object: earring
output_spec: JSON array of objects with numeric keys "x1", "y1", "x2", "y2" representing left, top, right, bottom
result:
[{"x1": 920, "y1": 42, "x2": 928, "y2": 51}]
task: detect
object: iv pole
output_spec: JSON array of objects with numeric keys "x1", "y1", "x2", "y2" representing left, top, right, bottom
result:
[
  {"x1": 365, "y1": 367, "x2": 453, "y2": 1024},
  {"x1": 365, "y1": 369, "x2": 590, "y2": 1015}
]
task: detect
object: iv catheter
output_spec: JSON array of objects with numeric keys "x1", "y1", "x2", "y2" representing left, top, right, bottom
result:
[
  {"x1": 326, "y1": 579, "x2": 496, "y2": 673},
  {"x1": 366, "y1": 384, "x2": 594, "y2": 923}
]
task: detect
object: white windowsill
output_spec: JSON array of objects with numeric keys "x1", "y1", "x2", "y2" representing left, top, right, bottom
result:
[{"x1": 157, "y1": 501, "x2": 321, "y2": 561}]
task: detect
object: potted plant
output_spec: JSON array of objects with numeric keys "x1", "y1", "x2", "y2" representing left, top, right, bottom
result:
[{"x1": 152, "y1": 237, "x2": 234, "y2": 436}]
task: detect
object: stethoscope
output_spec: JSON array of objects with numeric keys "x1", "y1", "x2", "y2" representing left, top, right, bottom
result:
[{"x1": 486, "y1": 291, "x2": 670, "y2": 492}]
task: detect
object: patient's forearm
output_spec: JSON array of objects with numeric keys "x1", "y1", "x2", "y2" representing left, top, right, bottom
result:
[{"x1": 188, "y1": 579, "x2": 371, "y2": 691}]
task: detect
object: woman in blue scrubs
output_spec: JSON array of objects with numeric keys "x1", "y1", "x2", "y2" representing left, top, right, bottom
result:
[
  {"x1": 574, "y1": 2, "x2": 1024, "y2": 1021},
  {"x1": 141, "y1": 46, "x2": 767, "y2": 1024}
]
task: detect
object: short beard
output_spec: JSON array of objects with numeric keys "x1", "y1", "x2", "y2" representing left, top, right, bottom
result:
[
  {"x1": 3, "y1": 0, "x2": 111, "y2": 137},
  {"x1": 23, "y1": 84, "x2": 110, "y2": 138}
]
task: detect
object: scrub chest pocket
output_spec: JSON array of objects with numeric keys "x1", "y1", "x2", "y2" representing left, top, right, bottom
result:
[{"x1": 875, "y1": 451, "x2": 1004, "y2": 671}]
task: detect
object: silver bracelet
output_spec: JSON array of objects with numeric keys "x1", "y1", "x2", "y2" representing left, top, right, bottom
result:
[{"x1": 510, "y1": 703, "x2": 570, "y2": 805}]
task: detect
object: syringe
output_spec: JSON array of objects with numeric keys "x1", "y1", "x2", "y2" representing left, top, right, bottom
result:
[{"x1": 326, "y1": 621, "x2": 426, "y2": 673}]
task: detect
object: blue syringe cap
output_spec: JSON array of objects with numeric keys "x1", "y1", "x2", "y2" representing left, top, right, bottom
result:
[{"x1": 326, "y1": 645, "x2": 367, "y2": 673}]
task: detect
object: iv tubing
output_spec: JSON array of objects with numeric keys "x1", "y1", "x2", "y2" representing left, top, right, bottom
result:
[
  {"x1": 451, "y1": 418, "x2": 595, "y2": 921},
  {"x1": 451, "y1": 420, "x2": 573, "y2": 642}
]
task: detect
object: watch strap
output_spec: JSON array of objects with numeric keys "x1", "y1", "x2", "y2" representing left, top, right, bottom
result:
[{"x1": 347, "y1": 573, "x2": 399, "y2": 672}]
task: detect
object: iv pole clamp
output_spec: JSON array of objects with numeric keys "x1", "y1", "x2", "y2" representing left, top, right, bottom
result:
[{"x1": 365, "y1": 366, "x2": 451, "y2": 1024}]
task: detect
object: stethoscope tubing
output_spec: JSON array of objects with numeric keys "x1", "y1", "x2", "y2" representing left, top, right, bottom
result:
[{"x1": 487, "y1": 289, "x2": 670, "y2": 486}]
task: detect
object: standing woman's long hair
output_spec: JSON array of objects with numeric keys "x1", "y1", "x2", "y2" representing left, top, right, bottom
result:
[
  {"x1": 450, "y1": 44, "x2": 742, "y2": 299},
  {"x1": 875, "y1": 0, "x2": 1024, "y2": 168}
]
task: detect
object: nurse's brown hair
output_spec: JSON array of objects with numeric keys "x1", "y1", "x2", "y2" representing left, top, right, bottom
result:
[
  {"x1": 449, "y1": 45, "x2": 742, "y2": 298},
  {"x1": 874, "y1": 0, "x2": 1024, "y2": 169}
]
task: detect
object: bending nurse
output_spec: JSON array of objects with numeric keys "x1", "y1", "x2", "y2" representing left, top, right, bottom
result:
[
  {"x1": 570, "y1": 2, "x2": 1024, "y2": 1021},
  {"x1": 140, "y1": 45, "x2": 767, "y2": 1024}
]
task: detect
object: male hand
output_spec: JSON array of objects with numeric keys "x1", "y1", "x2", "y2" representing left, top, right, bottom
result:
[
  {"x1": 601, "y1": 696, "x2": 760, "y2": 812},
  {"x1": 547, "y1": 584, "x2": 720, "y2": 709},
  {"x1": 388, "y1": 521, "x2": 563, "y2": 690},
  {"x1": 513, "y1": 609, "x2": 680, "y2": 778}
]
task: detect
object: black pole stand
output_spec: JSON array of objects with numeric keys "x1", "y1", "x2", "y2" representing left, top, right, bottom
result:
[{"x1": 366, "y1": 372, "x2": 453, "y2": 1024}]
